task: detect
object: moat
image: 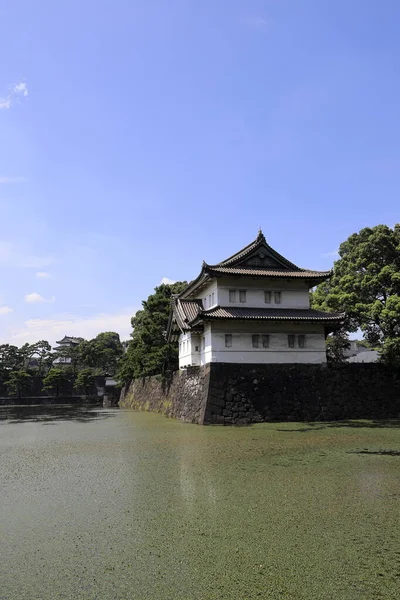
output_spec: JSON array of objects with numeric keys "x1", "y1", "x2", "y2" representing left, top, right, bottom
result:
[{"x1": 1, "y1": 405, "x2": 399, "y2": 599}]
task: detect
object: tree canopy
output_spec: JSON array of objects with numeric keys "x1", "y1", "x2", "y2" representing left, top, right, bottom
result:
[
  {"x1": 118, "y1": 281, "x2": 187, "y2": 383},
  {"x1": 42, "y1": 368, "x2": 71, "y2": 397},
  {"x1": 312, "y1": 224, "x2": 400, "y2": 362},
  {"x1": 79, "y1": 332, "x2": 123, "y2": 375}
]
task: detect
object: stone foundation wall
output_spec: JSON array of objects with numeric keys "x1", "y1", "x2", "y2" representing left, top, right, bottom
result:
[
  {"x1": 120, "y1": 363, "x2": 400, "y2": 425},
  {"x1": 119, "y1": 366, "x2": 210, "y2": 424}
]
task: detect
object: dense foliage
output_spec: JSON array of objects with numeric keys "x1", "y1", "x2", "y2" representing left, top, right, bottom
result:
[
  {"x1": 74, "y1": 368, "x2": 96, "y2": 395},
  {"x1": 79, "y1": 332, "x2": 123, "y2": 375},
  {"x1": 5, "y1": 370, "x2": 32, "y2": 398},
  {"x1": 313, "y1": 224, "x2": 400, "y2": 364},
  {"x1": 42, "y1": 368, "x2": 71, "y2": 397},
  {"x1": 118, "y1": 282, "x2": 187, "y2": 383}
]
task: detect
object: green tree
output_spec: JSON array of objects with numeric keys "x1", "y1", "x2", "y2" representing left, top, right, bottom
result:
[
  {"x1": 312, "y1": 224, "x2": 400, "y2": 364},
  {"x1": 79, "y1": 332, "x2": 123, "y2": 375},
  {"x1": 74, "y1": 368, "x2": 95, "y2": 395},
  {"x1": 118, "y1": 281, "x2": 187, "y2": 383},
  {"x1": 5, "y1": 370, "x2": 32, "y2": 398},
  {"x1": 325, "y1": 330, "x2": 351, "y2": 363},
  {"x1": 29, "y1": 340, "x2": 53, "y2": 375},
  {"x1": 0, "y1": 344, "x2": 25, "y2": 372},
  {"x1": 379, "y1": 338, "x2": 400, "y2": 368},
  {"x1": 42, "y1": 368, "x2": 70, "y2": 397}
]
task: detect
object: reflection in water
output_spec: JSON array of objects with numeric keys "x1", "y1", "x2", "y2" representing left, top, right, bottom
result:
[
  {"x1": 0, "y1": 404, "x2": 117, "y2": 424},
  {"x1": 178, "y1": 441, "x2": 218, "y2": 512}
]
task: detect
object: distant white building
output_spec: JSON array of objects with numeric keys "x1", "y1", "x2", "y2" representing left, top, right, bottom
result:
[
  {"x1": 167, "y1": 231, "x2": 343, "y2": 368},
  {"x1": 345, "y1": 340, "x2": 379, "y2": 363},
  {"x1": 53, "y1": 336, "x2": 83, "y2": 365}
]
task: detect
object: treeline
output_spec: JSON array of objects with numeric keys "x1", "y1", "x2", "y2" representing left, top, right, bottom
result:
[
  {"x1": 0, "y1": 332, "x2": 124, "y2": 398},
  {"x1": 312, "y1": 224, "x2": 400, "y2": 365}
]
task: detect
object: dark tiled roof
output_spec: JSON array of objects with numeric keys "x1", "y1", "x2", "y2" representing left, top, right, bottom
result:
[
  {"x1": 205, "y1": 266, "x2": 330, "y2": 278},
  {"x1": 178, "y1": 231, "x2": 332, "y2": 299},
  {"x1": 193, "y1": 307, "x2": 344, "y2": 322},
  {"x1": 55, "y1": 336, "x2": 83, "y2": 345},
  {"x1": 179, "y1": 299, "x2": 203, "y2": 322},
  {"x1": 166, "y1": 297, "x2": 204, "y2": 341},
  {"x1": 216, "y1": 230, "x2": 299, "y2": 270}
]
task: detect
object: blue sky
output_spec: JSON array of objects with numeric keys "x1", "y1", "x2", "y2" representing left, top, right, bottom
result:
[{"x1": 1, "y1": 0, "x2": 400, "y2": 345}]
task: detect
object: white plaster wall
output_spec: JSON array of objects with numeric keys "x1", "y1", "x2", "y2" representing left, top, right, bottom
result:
[
  {"x1": 215, "y1": 277, "x2": 310, "y2": 309},
  {"x1": 200, "y1": 323, "x2": 212, "y2": 366},
  {"x1": 196, "y1": 281, "x2": 218, "y2": 309},
  {"x1": 179, "y1": 332, "x2": 201, "y2": 368},
  {"x1": 208, "y1": 321, "x2": 327, "y2": 364}
]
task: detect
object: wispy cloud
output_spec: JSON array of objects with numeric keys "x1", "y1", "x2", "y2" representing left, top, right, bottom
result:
[
  {"x1": 0, "y1": 305, "x2": 13, "y2": 315},
  {"x1": 0, "y1": 240, "x2": 55, "y2": 269},
  {"x1": 0, "y1": 176, "x2": 27, "y2": 184},
  {"x1": 0, "y1": 81, "x2": 28, "y2": 110},
  {"x1": 36, "y1": 271, "x2": 51, "y2": 279},
  {"x1": 21, "y1": 255, "x2": 55, "y2": 269},
  {"x1": 322, "y1": 250, "x2": 340, "y2": 259},
  {"x1": 6, "y1": 308, "x2": 137, "y2": 345},
  {"x1": 160, "y1": 277, "x2": 177, "y2": 285},
  {"x1": 245, "y1": 16, "x2": 269, "y2": 30},
  {"x1": 25, "y1": 292, "x2": 55, "y2": 304}
]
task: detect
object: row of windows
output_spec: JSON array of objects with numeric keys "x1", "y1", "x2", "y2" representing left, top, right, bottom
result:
[
  {"x1": 224, "y1": 334, "x2": 306, "y2": 348},
  {"x1": 228, "y1": 290, "x2": 282, "y2": 304},
  {"x1": 202, "y1": 290, "x2": 284, "y2": 307},
  {"x1": 203, "y1": 292, "x2": 215, "y2": 309}
]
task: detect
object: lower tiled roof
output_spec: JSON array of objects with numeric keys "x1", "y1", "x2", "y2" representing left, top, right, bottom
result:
[
  {"x1": 179, "y1": 299, "x2": 203, "y2": 322},
  {"x1": 194, "y1": 307, "x2": 344, "y2": 322}
]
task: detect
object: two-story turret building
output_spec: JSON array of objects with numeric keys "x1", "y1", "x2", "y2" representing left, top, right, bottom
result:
[{"x1": 167, "y1": 231, "x2": 343, "y2": 367}]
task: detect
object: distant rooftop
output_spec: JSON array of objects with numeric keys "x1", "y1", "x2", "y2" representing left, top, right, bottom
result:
[{"x1": 55, "y1": 336, "x2": 84, "y2": 345}]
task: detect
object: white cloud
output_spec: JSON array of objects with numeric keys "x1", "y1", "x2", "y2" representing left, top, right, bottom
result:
[
  {"x1": 0, "y1": 176, "x2": 26, "y2": 184},
  {"x1": 25, "y1": 292, "x2": 55, "y2": 304},
  {"x1": 7, "y1": 308, "x2": 137, "y2": 346},
  {"x1": 0, "y1": 305, "x2": 13, "y2": 315},
  {"x1": 13, "y1": 82, "x2": 28, "y2": 96},
  {"x1": 36, "y1": 271, "x2": 51, "y2": 279},
  {"x1": 0, "y1": 81, "x2": 29, "y2": 110},
  {"x1": 160, "y1": 277, "x2": 177, "y2": 285}
]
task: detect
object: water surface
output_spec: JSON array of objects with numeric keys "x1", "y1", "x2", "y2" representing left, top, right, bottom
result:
[{"x1": 1, "y1": 405, "x2": 399, "y2": 599}]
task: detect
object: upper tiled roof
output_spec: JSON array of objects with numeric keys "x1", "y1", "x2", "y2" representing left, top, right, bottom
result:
[
  {"x1": 205, "y1": 266, "x2": 330, "y2": 278},
  {"x1": 214, "y1": 229, "x2": 299, "y2": 270},
  {"x1": 178, "y1": 230, "x2": 332, "y2": 299},
  {"x1": 194, "y1": 307, "x2": 344, "y2": 322}
]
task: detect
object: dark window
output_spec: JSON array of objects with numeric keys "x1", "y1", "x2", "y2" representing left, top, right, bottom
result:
[
  {"x1": 262, "y1": 334, "x2": 270, "y2": 348},
  {"x1": 274, "y1": 291, "x2": 281, "y2": 304},
  {"x1": 298, "y1": 335, "x2": 306, "y2": 348},
  {"x1": 264, "y1": 291, "x2": 271, "y2": 304},
  {"x1": 288, "y1": 334, "x2": 295, "y2": 348},
  {"x1": 239, "y1": 290, "x2": 247, "y2": 303},
  {"x1": 225, "y1": 334, "x2": 232, "y2": 348},
  {"x1": 252, "y1": 334, "x2": 259, "y2": 348},
  {"x1": 229, "y1": 290, "x2": 236, "y2": 302}
]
